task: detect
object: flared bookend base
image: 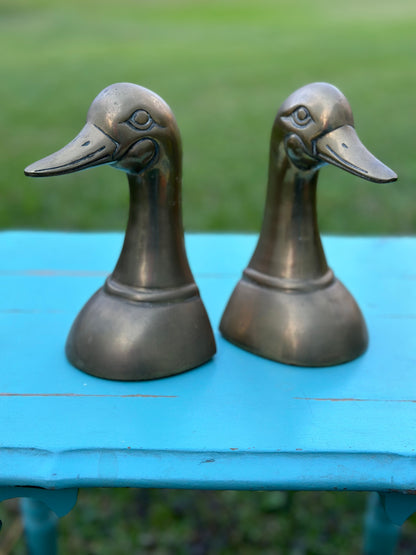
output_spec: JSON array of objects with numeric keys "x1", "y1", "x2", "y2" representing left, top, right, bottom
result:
[
  {"x1": 220, "y1": 270, "x2": 368, "y2": 367},
  {"x1": 66, "y1": 284, "x2": 216, "y2": 381}
]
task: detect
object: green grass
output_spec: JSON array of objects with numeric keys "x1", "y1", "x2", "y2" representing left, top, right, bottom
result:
[
  {"x1": 0, "y1": 1, "x2": 416, "y2": 552},
  {"x1": 0, "y1": 489, "x2": 416, "y2": 553},
  {"x1": 0, "y1": 0, "x2": 415, "y2": 233}
]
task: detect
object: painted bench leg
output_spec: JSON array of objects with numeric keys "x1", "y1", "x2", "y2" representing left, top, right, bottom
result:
[
  {"x1": 0, "y1": 487, "x2": 78, "y2": 555},
  {"x1": 363, "y1": 493, "x2": 400, "y2": 555},
  {"x1": 21, "y1": 498, "x2": 58, "y2": 555}
]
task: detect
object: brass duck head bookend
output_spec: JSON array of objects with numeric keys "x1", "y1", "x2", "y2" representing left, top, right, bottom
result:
[
  {"x1": 25, "y1": 83, "x2": 216, "y2": 380},
  {"x1": 220, "y1": 82, "x2": 397, "y2": 366}
]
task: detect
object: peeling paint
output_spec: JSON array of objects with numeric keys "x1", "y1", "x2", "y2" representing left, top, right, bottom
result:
[
  {"x1": 0, "y1": 269, "x2": 109, "y2": 277},
  {"x1": 294, "y1": 397, "x2": 416, "y2": 403},
  {"x1": 0, "y1": 392, "x2": 176, "y2": 399}
]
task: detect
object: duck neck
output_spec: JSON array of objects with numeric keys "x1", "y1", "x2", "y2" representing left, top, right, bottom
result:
[
  {"x1": 248, "y1": 134, "x2": 329, "y2": 282},
  {"x1": 110, "y1": 154, "x2": 194, "y2": 290}
]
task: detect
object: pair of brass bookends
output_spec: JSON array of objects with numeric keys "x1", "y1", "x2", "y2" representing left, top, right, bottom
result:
[{"x1": 25, "y1": 81, "x2": 397, "y2": 381}]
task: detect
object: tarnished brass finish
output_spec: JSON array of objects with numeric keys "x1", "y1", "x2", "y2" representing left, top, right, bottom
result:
[
  {"x1": 25, "y1": 83, "x2": 216, "y2": 380},
  {"x1": 220, "y1": 82, "x2": 397, "y2": 366}
]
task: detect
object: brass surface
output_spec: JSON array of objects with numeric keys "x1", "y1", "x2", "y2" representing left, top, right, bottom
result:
[
  {"x1": 25, "y1": 83, "x2": 216, "y2": 380},
  {"x1": 220, "y1": 82, "x2": 397, "y2": 366}
]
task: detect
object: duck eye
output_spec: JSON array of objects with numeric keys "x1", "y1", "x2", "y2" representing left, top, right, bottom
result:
[
  {"x1": 291, "y1": 106, "x2": 312, "y2": 127},
  {"x1": 128, "y1": 110, "x2": 153, "y2": 131}
]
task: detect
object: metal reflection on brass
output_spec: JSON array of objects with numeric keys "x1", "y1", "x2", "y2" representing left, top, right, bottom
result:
[
  {"x1": 25, "y1": 83, "x2": 216, "y2": 380},
  {"x1": 220, "y1": 82, "x2": 397, "y2": 367}
]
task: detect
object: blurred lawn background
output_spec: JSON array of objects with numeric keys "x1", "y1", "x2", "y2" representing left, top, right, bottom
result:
[
  {"x1": 1, "y1": 0, "x2": 415, "y2": 234},
  {"x1": 1, "y1": 0, "x2": 416, "y2": 553}
]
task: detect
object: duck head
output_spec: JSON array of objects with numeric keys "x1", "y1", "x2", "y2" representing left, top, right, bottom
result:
[
  {"x1": 24, "y1": 82, "x2": 181, "y2": 178},
  {"x1": 220, "y1": 82, "x2": 398, "y2": 367},
  {"x1": 273, "y1": 82, "x2": 397, "y2": 183},
  {"x1": 24, "y1": 83, "x2": 217, "y2": 380}
]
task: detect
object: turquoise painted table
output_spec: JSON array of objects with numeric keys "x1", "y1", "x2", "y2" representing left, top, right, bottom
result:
[{"x1": 0, "y1": 232, "x2": 415, "y2": 553}]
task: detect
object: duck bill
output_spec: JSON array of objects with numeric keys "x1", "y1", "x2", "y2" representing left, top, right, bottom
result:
[
  {"x1": 24, "y1": 123, "x2": 118, "y2": 177},
  {"x1": 315, "y1": 125, "x2": 397, "y2": 183}
]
